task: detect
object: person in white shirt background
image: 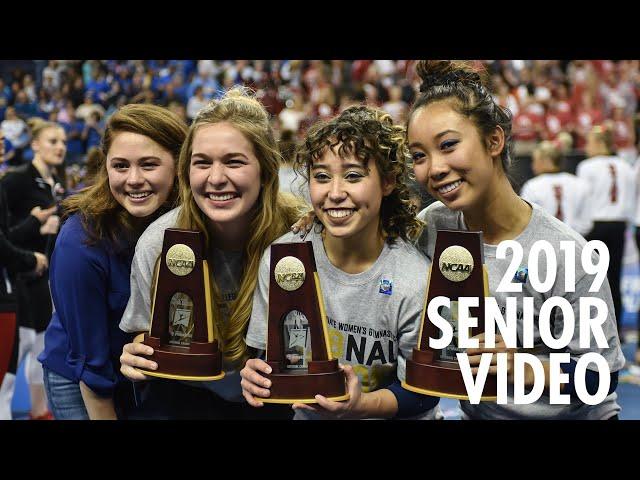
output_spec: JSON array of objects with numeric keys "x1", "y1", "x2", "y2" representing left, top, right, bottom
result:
[
  {"x1": 629, "y1": 159, "x2": 640, "y2": 375},
  {"x1": 576, "y1": 124, "x2": 636, "y2": 334},
  {"x1": 520, "y1": 138, "x2": 592, "y2": 237}
]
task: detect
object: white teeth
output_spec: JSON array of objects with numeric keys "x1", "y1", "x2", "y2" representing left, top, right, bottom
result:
[
  {"x1": 208, "y1": 193, "x2": 236, "y2": 201},
  {"x1": 326, "y1": 209, "x2": 354, "y2": 218},
  {"x1": 438, "y1": 180, "x2": 462, "y2": 194},
  {"x1": 128, "y1": 192, "x2": 151, "y2": 199}
]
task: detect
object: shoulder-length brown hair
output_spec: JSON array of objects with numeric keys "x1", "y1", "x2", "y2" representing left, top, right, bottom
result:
[{"x1": 63, "y1": 104, "x2": 188, "y2": 249}]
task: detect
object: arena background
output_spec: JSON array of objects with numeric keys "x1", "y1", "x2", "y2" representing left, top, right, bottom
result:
[{"x1": 1, "y1": 59, "x2": 638, "y2": 419}]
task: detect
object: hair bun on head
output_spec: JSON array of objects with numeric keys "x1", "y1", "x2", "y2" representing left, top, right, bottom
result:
[{"x1": 416, "y1": 60, "x2": 483, "y2": 92}]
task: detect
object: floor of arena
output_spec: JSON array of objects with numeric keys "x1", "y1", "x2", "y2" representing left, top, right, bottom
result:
[{"x1": 10, "y1": 327, "x2": 640, "y2": 420}]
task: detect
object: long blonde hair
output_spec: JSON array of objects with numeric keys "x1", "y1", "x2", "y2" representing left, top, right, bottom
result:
[{"x1": 176, "y1": 87, "x2": 306, "y2": 365}]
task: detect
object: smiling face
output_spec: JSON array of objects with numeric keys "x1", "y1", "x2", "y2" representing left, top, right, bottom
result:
[
  {"x1": 407, "y1": 101, "x2": 501, "y2": 212},
  {"x1": 309, "y1": 145, "x2": 394, "y2": 241},
  {"x1": 189, "y1": 122, "x2": 262, "y2": 231},
  {"x1": 33, "y1": 126, "x2": 67, "y2": 166},
  {"x1": 106, "y1": 131, "x2": 176, "y2": 218}
]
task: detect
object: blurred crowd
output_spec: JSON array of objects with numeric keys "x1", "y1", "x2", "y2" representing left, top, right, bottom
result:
[{"x1": 1, "y1": 60, "x2": 640, "y2": 192}]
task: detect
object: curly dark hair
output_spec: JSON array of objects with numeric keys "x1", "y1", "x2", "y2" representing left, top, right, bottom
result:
[
  {"x1": 294, "y1": 104, "x2": 424, "y2": 243},
  {"x1": 410, "y1": 60, "x2": 514, "y2": 175}
]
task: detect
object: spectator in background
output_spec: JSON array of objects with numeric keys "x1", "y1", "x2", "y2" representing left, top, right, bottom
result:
[
  {"x1": 37, "y1": 90, "x2": 56, "y2": 119},
  {"x1": 76, "y1": 92, "x2": 105, "y2": 122},
  {"x1": 278, "y1": 91, "x2": 307, "y2": 133},
  {"x1": 186, "y1": 85, "x2": 207, "y2": 121},
  {"x1": 22, "y1": 74, "x2": 37, "y2": 103},
  {"x1": 42, "y1": 61, "x2": 61, "y2": 94},
  {"x1": 56, "y1": 99, "x2": 75, "y2": 124},
  {"x1": 512, "y1": 102, "x2": 545, "y2": 156},
  {"x1": 157, "y1": 82, "x2": 181, "y2": 107},
  {"x1": 520, "y1": 139, "x2": 592, "y2": 236},
  {"x1": 169, "y1": 73, "x2": 188, "y2": 104},
  {"x1": 0, "y1": 78, "x2": 12, "y2": 105},
  {"x1": 82, "y1": 111, "x2": 104, "y2": 153},
  {"x1": 13, "y1": 90, "x2": 39, "y2": 119},
  {"x1": 85, "y1": 66, "x2": 110, "y2": 104},
  {"x1": 66, "y1": 75, "x2": 86, "y2": 109},
  {"x1": 187, "y1": 70, "x2": 219, "y2": 100},
  {"x1": 609, "y1": 97, "x2": 637, "y2": 164},
  {"x1": 382, "y1": 85, "x2": 408, "y2": 124},
  {"x1": 574, "y1": 90, "x2": 604, "y2": 150},
  {"x1": 544, "y1": 82, "x2": 575, "y2": 141},
  {"x1": 59, "y1": 107, "x2": 85, "y2": 165},
  {"x1": 1, "y1": 107, "x2": 29, "y2": 163}
]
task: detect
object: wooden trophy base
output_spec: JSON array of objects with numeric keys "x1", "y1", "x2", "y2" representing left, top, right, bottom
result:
[
  {"x1": 261, "y1": 359, "x2": 350, "y2": 404},
  {"x1": 403, "y1": 349, "x2": 497, "y2": 401},
  {"x1": 132, "y1": 333, "x2": 225, "y2": 381}
]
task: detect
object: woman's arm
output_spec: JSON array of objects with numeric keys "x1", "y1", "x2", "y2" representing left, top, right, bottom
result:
[{"x1": 79, "y1": 381, "x2": 117, "y2": 420}]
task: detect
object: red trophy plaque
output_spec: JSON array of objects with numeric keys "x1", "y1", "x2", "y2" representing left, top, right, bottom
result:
[
  {"x1": 402, "y1": 229, "x2": 497, "y2": 400},
  {"x1": 261, "y1": 242, "x2": 349, "y2": 404},
  {"x1": 134, "y1": 229, "x2": 224, "y2": 381}
]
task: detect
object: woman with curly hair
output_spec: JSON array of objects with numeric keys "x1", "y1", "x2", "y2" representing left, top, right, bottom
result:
[{"x1": 241, "y1": 105, "x2": 441, "y2": 419}]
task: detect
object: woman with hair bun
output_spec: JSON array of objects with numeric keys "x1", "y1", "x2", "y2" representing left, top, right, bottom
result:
[{"x1": 406, "y1": 60, "x2": 624, "y2": 419}]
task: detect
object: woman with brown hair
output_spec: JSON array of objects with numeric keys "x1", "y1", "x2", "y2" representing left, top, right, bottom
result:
[
  {"x1": 118, "y1": 87, "x2": 305, "y2": 419},
  {"x1": 38, "y1": 104, "x2": 187, "y2": 419}
]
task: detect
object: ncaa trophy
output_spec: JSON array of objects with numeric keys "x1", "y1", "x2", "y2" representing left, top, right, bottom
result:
[
  {"x1": 134, "y1": 228, "x2": 224, "y2": 381},
  {"x1": 402, "y1": 229, "x2": 497, "y2": 400},
  {"x1": 261, "y1": 242, "x2": 349, "y2": 403}
]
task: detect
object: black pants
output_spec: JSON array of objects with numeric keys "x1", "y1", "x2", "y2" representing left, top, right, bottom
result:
[
  {"x1": 15, "y1": 273, "x2": 52, "y2": 333},
  {"x1": 128, "y1": 378, "x2": 294, "y2": 420},
  {"x1": 586, "y1": 221, "x2": 627, "y2": 334}
]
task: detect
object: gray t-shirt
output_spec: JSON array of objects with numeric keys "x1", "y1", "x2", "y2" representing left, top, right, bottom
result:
[
  {"x1": 119, "y1": 207, "x2": 245, "y2": 402},
  {"x1": 417, "y1": 201, "x2": 626, "y2": 420},
  {"x1": 246, "y1": 228, "x2": 440, "y2": 420}
]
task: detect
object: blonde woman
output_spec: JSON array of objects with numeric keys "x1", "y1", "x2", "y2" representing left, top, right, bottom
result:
[
  {"x1": 119, "y1": 88, "x2": 305, "y2": 419},
  {"x1": 1, "y1": 118, "x2": 67, "y2": 419}
]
